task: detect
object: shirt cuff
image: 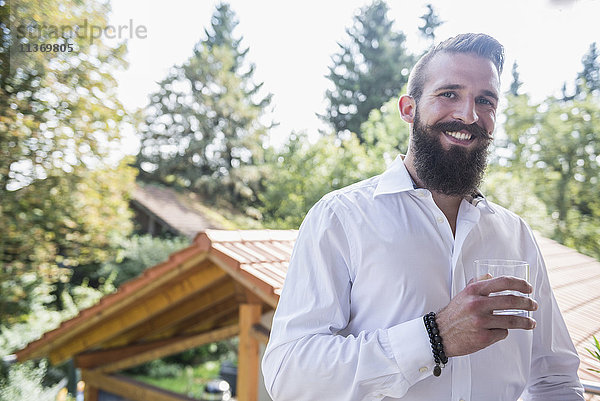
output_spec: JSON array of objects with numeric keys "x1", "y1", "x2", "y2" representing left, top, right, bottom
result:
[{"x1": 387, "y1": 316, "x2": 435, "y2": 386}]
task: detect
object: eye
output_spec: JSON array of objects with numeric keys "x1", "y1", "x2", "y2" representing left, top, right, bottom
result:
[
  {"x1": 440, "y1": 92, "x2": 455, "y2": 99},
  {"x1": 477, "y1": 97, "x2": 494, "y2": 106}
]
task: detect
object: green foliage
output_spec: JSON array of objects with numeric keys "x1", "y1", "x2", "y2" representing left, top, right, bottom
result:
[
  {"x1": 499, "y1": 91, "x2": 600, "y2": 259},
  {"x1": 481, "y1": 168, "x2": 554, "y2": 237},
  {"x1": 1, "y1": 159, "x2": 136, "y2": 322},
  {"x1": 128, "y1": 360, "x2": 222, "y2": 399},
  {"x1": 0, "y1": 281, "x2": 107, "y2": 356},
  {"x1": 97, "y1": 235, "x2": 190, "y2": 288},
  {"x1": 576, "y1": 42, "x2": 600, "y2": 97},
  {"x1": 259, "y1": 132, "x2": 384, "y2": 228},
  {"x1": 0, "y1": 360, "x2": 63, "y2": 401},
  {"x1": 361, "y1": 96, "x2": 409, "y2": 163},
  {"x1": 587, "y1": 335, "x2": 600, "y2": 374},
  {"x1": 136, "y1": 3, "x2": 272, "y2": 209},
  {"x1": 0, "y1": 0, "x2": 135, "y2": 323},
  {"x1": 322, "y1": 0, "x2": 415, "y2": 141}
]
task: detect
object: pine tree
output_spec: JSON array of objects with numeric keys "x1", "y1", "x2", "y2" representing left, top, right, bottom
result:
[
  {"x1": 137, "y1": 3, "x2": 271, "y2": 206},
  {"x1": 509, "y1": 61, "x2": 523, "y2": 96},
  {"x1": 322, "y1": 0, "x2": 415, "y2": 141},
  {"x1": 418, "y1": 4, "x2": 443, "y2": 43},
  {"x1": 576, "y1": 42, "x2": 600, "y2": 97}
]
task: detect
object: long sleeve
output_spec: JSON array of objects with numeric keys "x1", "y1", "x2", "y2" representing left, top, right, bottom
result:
[
  {"x1": 522, "y1": 233, "x2": 584, "y2": 400},
  {"x1": 261, "y1": 199, "x2": 434, "y2": 401}
]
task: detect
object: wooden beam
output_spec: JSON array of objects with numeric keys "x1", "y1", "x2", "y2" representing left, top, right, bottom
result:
[
  {"x1": 179, "y1": 302, "x2": 240, "y2": 335},
  {"x1": 95, "y1": 324, "x2": 239, "y2": 373},
  {"x1": 104, "y1": 278, "x2": 236, "y2": 346},
  {"x1": 208, "y1": 254, "x2": 279, "y2": 308},
  {"x1": 49, "y1": 261, "x2": 226, "y2": 365},
  {"x1": 81, "y1": 370, "x2": 197, "y2": 401},
  {"x1": 250, "y1": 323, "x2": 271, "y2": 345},
  {"x1": 159, "y1": 296, "x2": 240, "y2": 340},
  {"x1": 237, "y1": 304, "x2": 262, "y2": 401},
  {"x1": 83, "y1": 383, "x2": 98, "y2": 401}
]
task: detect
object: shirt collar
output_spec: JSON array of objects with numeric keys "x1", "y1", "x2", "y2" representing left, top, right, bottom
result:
[
  {"x1": 373, "y1": 155, "x2": 415, "y2": 198},
  {"x1": 373, "y1": 155, "x2": 496, "y2": 214}
]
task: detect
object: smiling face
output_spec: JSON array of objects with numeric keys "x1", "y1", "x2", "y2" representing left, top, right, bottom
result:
[
  {"x1": 400, "y1": 51, "x2": 501, "y2": 197},
  {"x1": 415, "y1": 51, "x2": 500, "y2": 148}
]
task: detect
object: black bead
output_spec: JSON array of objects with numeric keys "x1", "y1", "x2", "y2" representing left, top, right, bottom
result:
[{"x1": 433, "y1": 365, "x2": 441, "y2": 377}]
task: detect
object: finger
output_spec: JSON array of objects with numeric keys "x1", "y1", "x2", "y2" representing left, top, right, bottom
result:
[
  {"x1": 476, "y1": 276, "x2": 532, "y2": 296},
  {"x1": 474, "y1": 273, "x2": 493, "y2": 282},
  {"x1": 485, "y1": 314, "x2": 537, "y2": 330},
  {"x1": 486, "y1": 294, "x2": 538, "y2": 312}
]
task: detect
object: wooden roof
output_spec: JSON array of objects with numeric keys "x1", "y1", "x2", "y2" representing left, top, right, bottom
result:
[
  {"x1": 131, "y1": 185, "x2": 223, "y2": 238},
  {"x1": 16, "y1": 229, "x2": 296, "y2": 366},
  {"x1": 16, "y1": 230, "x2": 600, "y2": 383}
]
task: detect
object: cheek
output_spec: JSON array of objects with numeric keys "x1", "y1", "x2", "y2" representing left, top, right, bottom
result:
[{"x1": 480, "y1": 111, "x2": 496, "y2": 132}]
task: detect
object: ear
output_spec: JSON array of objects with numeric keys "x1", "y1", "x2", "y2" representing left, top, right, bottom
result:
[{"x1": 398, "y1": 95, "x2": 416, "y2": 124}]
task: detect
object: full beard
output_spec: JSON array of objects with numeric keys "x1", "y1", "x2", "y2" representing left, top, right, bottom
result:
[{"x1": 410, "y1": 111, "x2": 491, "y2": 197}]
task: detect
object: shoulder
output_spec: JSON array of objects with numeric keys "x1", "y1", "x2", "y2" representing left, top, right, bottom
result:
[
  {"x1": 318, "y1": 175, "x2": 381, "y2": 213},
  {"x1": 483, "y1": 199, "x2": 538, "y2": 244}
]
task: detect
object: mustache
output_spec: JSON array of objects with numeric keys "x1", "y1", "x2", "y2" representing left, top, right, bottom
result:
[{"x1": 429, "y1": 120, "x2": 492, "y2": 139}]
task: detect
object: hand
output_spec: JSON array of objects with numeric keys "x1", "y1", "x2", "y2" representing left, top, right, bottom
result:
[{"x1": 435, "y1": 275, "x2": 538, "y2": 357}]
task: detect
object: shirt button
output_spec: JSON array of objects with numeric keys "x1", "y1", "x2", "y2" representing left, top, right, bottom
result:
[
  {"x1": 436, "y1": 216, "x2": 445, "y2": 223},
  {"x1": 419, "y1": 366, "x2": 428, "y2": 373}
]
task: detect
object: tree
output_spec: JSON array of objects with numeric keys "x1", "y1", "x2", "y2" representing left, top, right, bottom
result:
[
  {"x1": 322, "y1": 0, "x2": 415, "y2": 141},
  {"x1": 136, "y1": 3, "x2": 272, "y2": 208},
  {"x1": 0, "y1": 0, "x2": 135, "y2": 321},
  {"x1": 418, "y1": 4, "x2": 443, "y2": 43},
  {"x1": 500, "y1": 92, "x2": 600, "y2": 259},
  {"x1": 360, "y1": 95, "x2": 408, "y2": 164},
  {"x1": 258, "y1": 132, "x2": 383, "y2": 228},
  {"x1": 576, "y1": 42, "x2": 600, "y2": 97},
  {"x1": 500, "y1": 44, "x2": 600, "y2": 259},
  {"x1": 509, "y1": 61, "x2": 523, "y2": 97}
]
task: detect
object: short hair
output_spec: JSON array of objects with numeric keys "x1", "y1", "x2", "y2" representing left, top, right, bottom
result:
[{"x1": 407, "y1": 33, "x2": 505, "y2": 104}]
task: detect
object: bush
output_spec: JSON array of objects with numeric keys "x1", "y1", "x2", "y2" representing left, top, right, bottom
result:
[
  {"x1": 0, "y1": 360, "x2": 63, "y2": 401},
  {"x1": 96, "y1": 235, "x2": 190, "y2": 288}
]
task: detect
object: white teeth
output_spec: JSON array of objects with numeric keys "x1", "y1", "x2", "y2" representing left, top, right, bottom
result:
[{"x1": 446, "y1": 131, "x2": 472, "y2": 140}]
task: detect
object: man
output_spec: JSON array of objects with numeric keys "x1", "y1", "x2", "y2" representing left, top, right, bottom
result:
[{"x1": 262, "y1": 33, "x2": 584, "y2": 400}]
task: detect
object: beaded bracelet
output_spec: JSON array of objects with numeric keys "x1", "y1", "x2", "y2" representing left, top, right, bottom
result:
[{"x1": 423, "y1": 312, "x2": 448, "y2": 377}]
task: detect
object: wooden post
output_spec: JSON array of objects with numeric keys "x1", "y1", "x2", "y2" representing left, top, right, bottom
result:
[
  {"x1": 82, "y1": 379, "x2": 98, "y2": 401},
  {"x1": 237, "y1": 304, "x2": 261, "y2": 401}
]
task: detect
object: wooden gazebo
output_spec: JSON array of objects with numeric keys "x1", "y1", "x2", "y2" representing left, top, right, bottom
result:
[{"x1": 16, "y1": 230, "x2": 296, "y2": 401}]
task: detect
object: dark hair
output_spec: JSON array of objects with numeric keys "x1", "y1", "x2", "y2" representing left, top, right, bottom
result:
[{"x1": 407, "y1": 33, "x2": 505, "y2": 104}]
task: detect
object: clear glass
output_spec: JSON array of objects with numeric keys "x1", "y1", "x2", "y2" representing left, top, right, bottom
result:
[{"x1": 474, "y1": 259, "x2": 530, "y2": 317}]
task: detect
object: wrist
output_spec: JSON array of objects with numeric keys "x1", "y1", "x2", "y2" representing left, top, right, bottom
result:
[{"x1": 423, "y1": 312, "x2": 448, "y2": 376}]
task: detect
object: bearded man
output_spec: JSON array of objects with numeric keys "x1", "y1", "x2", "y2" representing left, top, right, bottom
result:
[{"x1": 262, "y1": 33, "x2": 584, "y2": 401}]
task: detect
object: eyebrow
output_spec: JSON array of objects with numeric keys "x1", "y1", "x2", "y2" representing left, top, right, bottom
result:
[{"x1": 434, "y1": 84, "x2": 499, "y2": 103}]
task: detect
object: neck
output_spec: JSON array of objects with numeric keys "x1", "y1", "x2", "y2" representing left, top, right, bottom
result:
[{"x1": 404, "y1": 152, "x2": 463, "y2": 236}]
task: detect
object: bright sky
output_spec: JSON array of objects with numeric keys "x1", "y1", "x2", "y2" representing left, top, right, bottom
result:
[{"x1": 108, "y1": 0, "x2": 600, "y2": 152}]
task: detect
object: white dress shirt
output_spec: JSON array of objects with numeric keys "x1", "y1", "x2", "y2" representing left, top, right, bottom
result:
[{"x1": 262, "y1": 156, "x2": 584, "y2": 401}]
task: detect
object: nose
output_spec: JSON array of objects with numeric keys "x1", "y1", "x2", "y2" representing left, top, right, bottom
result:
[{"x1": 451, "y1": 98, "x2": 479, "y2": 125}]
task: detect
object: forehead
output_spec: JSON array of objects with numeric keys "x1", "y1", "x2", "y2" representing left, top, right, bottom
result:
[{"x1": 422, "y1": 52, "x2": 500, "y2": 95}]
